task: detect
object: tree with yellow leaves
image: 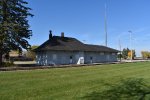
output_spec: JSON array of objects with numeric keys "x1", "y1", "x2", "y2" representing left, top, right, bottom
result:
[
  {"x1": 141, "y1": 51, "x2": 150, "y2": 59},
  {"x1": 128, "y1": 50, "x2": 136, "y2": 59}
]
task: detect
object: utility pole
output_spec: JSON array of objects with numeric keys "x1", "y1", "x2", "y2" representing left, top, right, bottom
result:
[
  {"x1": 128, "y1": 31, "x2": 132, "y2": 61},
  {"x1": 104, "y1": 4, "x2": 108, "y2": 47},
  {"x1": 119, "y1": 39, "x2": 122, "y2": 62}
]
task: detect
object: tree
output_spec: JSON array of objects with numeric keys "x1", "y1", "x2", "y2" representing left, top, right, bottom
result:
[
  {"x1": 26, "y1": 45, "x2": 38, "y2": 60},
  {"x1": 141, "y1": 51, "x2": 150, "y2": 59},
  {"x1": 0, "y1": 0, "x2": 33, "y2": 66},
  {"x1": 122, "y1": 48, "x2": 130, "y2": 59},
  {"x1": 128, "y1": 50, "x2": 136, "y2": 59}
]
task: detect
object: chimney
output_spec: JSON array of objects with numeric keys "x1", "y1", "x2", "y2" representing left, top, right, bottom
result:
[
  {"x1": 49, "y1": 30, "x2": 53, "y2": 40},
  {"x1": 61, "y1": 32, "x2": 64, "y2": 38}
]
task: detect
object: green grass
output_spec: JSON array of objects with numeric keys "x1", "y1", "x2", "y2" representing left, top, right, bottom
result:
[{"x1": 0, "y1": 62, "x2": 150, "y2": 100}]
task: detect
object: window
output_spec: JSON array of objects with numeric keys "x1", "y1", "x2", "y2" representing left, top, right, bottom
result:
[
  {"x1": 90, "y1": 57, "x2": 93, "y2": 60},
  {"x1": 70, "y1": 56, "x2": 73, "y2": 64},
  {"x1": 112, "y1": 53, "x2": 116, "y2": 55},
  {"x1": 90, "y1": 57, "x2": 93, "y2": 63},
  {"x1": 100, "y1": 52, "x2": 104, "y2": 55},
  {"x1": 53, "y1": 54, "x2": 57, "y2": 60},
  {"x1": 70, "y1": 56, "x2": 73, "y2": 59}
]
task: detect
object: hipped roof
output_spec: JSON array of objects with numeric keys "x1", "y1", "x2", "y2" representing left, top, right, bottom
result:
[{"x1": 34, "y1": 36, "x2": 118, "y2": 53}]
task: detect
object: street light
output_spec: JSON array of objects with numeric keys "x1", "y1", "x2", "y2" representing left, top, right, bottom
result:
[{"x1": 128, "y1": 31, "x2": 132, "y2": 61}]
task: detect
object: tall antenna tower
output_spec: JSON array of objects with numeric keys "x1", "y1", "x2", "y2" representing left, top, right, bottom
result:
[{"x1": 104, "y1": 3, "x2": 108, "y2": 47}]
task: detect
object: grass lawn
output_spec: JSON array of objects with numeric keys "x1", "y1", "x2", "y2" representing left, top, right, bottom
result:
[{"x1": 0, "y1": 62, "x2": 150, "y2": 100}]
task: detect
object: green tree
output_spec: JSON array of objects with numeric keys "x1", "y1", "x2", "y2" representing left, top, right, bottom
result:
[
  {"x1": 122, "y1": 48, "x2": 130, "y2": 59},
  {"x1": 0, "y1": 0, "x2": 33, "y2": 66},
  {"x1": 26, "y1": 45, "x2": 38, "y2": 60},
  {"x1": 133, "y1": 50, "x2": 136, "y2": 59}
]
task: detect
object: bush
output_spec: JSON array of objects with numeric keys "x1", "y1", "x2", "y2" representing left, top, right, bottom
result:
[
  {"x1": 10, "y1": 57, "x2": 33, "y2": 61},
  {"x1": 1, "y1": 62, "x2": 14, "y2": 67}
]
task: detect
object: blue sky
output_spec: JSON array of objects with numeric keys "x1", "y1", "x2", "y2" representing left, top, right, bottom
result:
[{"x1": 26, "y1": 0, "x2": 150, "y2": 56}]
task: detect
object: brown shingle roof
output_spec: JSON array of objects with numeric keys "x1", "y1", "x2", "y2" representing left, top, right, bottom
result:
[{"x1": 34, "y1": 36, "x2": 118, "y2": 53}]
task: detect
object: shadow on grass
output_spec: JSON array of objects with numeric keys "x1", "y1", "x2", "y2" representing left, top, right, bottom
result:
[{"x1": 82, "y1": 78, "x2": 150, "y2": 100}]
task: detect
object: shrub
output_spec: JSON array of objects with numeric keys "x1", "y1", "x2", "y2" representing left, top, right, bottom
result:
[{"x1": 1, "y1": 62, "x2": 14, "y2": 67}]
